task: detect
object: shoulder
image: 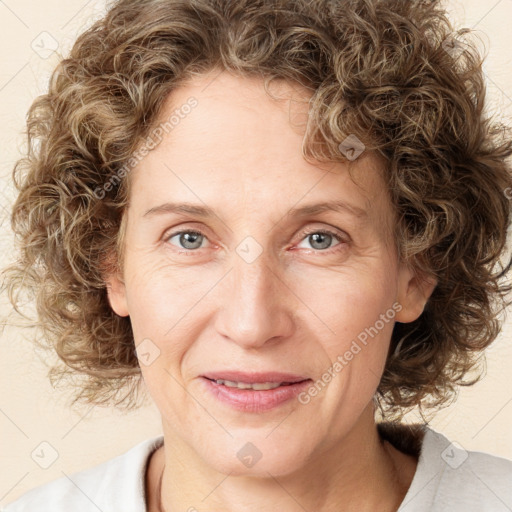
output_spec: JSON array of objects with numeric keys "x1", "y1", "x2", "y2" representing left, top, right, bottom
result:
[
  {"x1": 2, "y1": 435, "x2": 164, "y2": 512},
  {"x1": 391, "y1": 423, "x2": 512, "y2": 512},
  {"x1": 428, "y1": 429, "x2": 512, "y2": 511}
]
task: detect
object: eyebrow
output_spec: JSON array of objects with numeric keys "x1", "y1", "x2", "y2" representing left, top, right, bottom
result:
[
  {"x1": 143, "y1": 200, "x2": 368, "y2": 220},
  {"x1": 287, "y1": 200, "x2": 368, "y2": 219}
]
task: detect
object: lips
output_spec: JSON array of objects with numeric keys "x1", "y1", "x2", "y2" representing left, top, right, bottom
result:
[
  {"x1": 200, "y1": 373, "x2": 313, "y2": 412},
  {"x1": 200, "y1": 371, "x2": 310, "y2": 385}
]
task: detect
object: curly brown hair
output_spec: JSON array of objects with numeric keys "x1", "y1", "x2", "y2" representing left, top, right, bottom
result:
[{"x1": 4, "y1": 0, "x2": 512, "y2": 419}]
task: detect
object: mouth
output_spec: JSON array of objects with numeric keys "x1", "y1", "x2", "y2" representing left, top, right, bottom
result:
[
  {"x1": 199, "y1": 372, "x2": 312, "y2": 412},
  {"x1": 201, "y1": 371, "x2": 310, "y2": 387},
  {"x1": 202, "y1": 377, "x2": 307, "y2": 391}
]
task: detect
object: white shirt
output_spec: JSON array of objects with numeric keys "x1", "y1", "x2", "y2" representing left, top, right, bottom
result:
[{"x1": 3, "y1": 425, "x2": 512, "y2": 511}]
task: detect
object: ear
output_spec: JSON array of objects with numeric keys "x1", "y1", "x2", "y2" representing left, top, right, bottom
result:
[
  {"x1": 103, "y1": 252, "x2": 129, "y2": 317},
  {"x1": 395, "y1": 264, "x2": 437, "y2": 323},
  {"x1": 105, "y1": 272, "x2": 130, "y2": 317}
]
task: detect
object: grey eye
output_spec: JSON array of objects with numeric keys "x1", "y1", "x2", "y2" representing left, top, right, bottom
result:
[
  {"x1": 297, "y1": 230, "x2": 341, "y2": 251},
  {"x1": 168, "y1": 231, "x2": 206, "y2": 250},
  {"x1": 308, "y1": 232, "x2": 333, "y2": 250}
]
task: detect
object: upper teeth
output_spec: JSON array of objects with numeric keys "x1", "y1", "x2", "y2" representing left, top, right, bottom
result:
[{"x1": 215, "y1": 379, "x2": 283, "y2": 390}]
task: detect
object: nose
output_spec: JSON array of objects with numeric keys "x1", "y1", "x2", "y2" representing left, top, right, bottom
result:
[{"x1": 214, "y1": 249, "x2": 295, "y2": 350}]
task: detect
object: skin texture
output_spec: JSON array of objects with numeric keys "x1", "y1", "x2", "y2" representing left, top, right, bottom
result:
[{"x1": 106, "y1": 70, "x2": 436, "y2": 512}]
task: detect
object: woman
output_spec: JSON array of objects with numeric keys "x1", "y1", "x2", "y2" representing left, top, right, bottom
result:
[{"x1": 3, "y1": 0, "x2": 512, "y2": 510}]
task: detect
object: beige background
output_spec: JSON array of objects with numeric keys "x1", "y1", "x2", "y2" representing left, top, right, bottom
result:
[{"x1": 1, "y1": 0, "x2": 512, "y2": 506}]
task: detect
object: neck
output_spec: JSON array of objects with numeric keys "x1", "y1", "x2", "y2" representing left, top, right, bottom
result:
[{"x1": 146, "y1": 406, "x2": 419, "y2": 512}]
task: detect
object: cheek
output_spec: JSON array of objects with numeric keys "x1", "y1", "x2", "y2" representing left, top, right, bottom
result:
[
  {"x1": 299, "y1": 267, "x2": 398, "y2": 418},
  {"x1": 297, "y1": 262, "x2": 397, "y2": 357},
  {"x1": 123, "y1": 257, "x2": 217, "y2": 386},
  {"x1": 123, "y1": 253, "x2": 201, "y2": 334}
]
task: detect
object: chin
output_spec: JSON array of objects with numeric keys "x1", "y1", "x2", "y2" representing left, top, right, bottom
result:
[{"x1": 199, "y1": 434, "x2": 314, "y2": 478}]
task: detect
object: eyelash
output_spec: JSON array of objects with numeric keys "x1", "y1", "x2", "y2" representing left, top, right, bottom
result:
[{"x1": 163, "y1": 227, "x2": 347, "y2": 254}]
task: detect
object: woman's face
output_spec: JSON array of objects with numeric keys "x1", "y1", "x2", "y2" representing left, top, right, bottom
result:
[{"x1": 107, "y1": 71, "x2": 431, "y2": 476}]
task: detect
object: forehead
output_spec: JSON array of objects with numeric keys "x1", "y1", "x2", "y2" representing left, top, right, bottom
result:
[{"x1": 129, "y1": 71, "x2": 393, "y2": 235}]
